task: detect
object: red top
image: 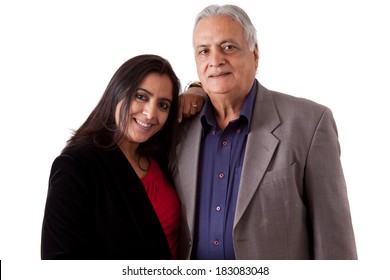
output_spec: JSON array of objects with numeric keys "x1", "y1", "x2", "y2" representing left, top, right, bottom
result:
[{"x1": 141, "y1": 159, "x2": 181, "y2": 259}]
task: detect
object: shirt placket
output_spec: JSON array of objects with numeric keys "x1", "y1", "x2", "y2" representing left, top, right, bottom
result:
[{"x1": 209, "y1": 131, "x2": 231, "y2": 259}]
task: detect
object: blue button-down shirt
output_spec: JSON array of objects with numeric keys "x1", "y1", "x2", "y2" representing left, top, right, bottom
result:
[{"x1": 192, "y1": 81, "x2": 257, "y2": 260}]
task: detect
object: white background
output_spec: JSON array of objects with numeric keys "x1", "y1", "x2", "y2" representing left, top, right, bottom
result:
[{"x1": 1, "y1": 0, "x2": 389, "y2": 278}]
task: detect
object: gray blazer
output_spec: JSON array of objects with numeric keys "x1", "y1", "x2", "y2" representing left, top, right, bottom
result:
[{"x1": 170, "y1": 81, "x2": 357, "y2": 259}]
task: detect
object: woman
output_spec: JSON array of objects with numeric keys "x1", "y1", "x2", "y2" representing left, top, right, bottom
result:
[{"x1": 41, "y1": 55, "x2": 182, "y2": 259}]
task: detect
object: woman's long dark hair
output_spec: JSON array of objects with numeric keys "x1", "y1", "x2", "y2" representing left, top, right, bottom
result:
[{"x1": 64, "y1": 54, "x2": 180, "y2": 177}]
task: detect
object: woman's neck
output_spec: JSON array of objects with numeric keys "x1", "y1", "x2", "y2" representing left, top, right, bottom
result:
[{"x1": 118, "y1": 140, "x2": 149, "y2": 178}]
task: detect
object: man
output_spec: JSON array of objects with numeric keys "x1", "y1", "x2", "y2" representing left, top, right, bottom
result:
[{"x1": 170, "y1": 4, "x2": 357, "y2": 260}]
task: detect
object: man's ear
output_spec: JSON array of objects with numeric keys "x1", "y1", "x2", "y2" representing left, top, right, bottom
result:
[{"x1": 253, "y1": 44, "x2": 259, "y2": 68}]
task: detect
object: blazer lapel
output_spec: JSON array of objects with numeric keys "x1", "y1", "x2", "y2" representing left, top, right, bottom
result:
[
  {"x1": 176, "y1": 116, "x2": 203, "y2": 236},
  {"x1": 104, "y1": 147, "x2": 171, "y2": 258},
  {"x1": 234, "y1": 82, "x2": 280, "y2": 227}
]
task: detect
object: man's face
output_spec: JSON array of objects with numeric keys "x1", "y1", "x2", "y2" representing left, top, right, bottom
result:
[{"x1": 193, "y1": 15, "x2": 258, "y2": 98}]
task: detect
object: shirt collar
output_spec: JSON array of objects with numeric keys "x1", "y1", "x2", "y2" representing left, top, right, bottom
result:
[{"x1": 200, "y1": 80, "x2": 257, "y2": 135}]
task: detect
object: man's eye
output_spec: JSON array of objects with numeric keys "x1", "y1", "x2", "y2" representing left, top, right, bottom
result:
[{"x1": 223, "y1": 45, "x2": 235, "y2": 50}]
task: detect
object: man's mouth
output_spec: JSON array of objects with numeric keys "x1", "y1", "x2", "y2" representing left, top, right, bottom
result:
[{"x1": 209, "y1": 72, "x2": 230, "y2": 78}]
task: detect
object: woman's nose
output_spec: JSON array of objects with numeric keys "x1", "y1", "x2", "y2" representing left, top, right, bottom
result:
[{"x1": 142, "y1": 103, "x2": 157, "y2": 119}]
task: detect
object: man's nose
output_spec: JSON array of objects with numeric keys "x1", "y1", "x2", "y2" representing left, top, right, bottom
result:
[{"x1": 209, "y1": 50, "x2": 226, "y2": 68}]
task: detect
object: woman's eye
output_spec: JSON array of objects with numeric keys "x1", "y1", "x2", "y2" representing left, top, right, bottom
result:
[
  {"x1": 135, "y1": 93, "x2": 147, "y2": 101},
  {"x1": 159, "y1": 102, "x2": 170, "y2": 111}
]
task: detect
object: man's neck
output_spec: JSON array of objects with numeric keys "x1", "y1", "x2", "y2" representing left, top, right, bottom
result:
[{"x1": 209, "y1": 93, "x2": 247, "y2": 129}]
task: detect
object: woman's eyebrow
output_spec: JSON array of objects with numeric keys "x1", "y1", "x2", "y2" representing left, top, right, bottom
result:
[{"x1": 137, "y1": 88, "x2": 172, "y2": 103}]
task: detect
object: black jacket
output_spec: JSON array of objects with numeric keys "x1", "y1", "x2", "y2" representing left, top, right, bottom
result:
[{"x1": 41, "y1": 142, "x2": 171, "y2": 259}]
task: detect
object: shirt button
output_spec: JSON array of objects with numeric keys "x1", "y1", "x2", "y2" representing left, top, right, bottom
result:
[
  {"x1": 237, "y1": 128, "x2": 242, "y2": 134},
  {"x1": 218, "y1": 173, "x2": 225, "y2": 179},
  {"x1": 216, "y1": 205, "x2": 221, "y2": 211},
  {"x1": 213, "y1": 240, "x2": 220, "y2": 246},
  {"x1": 222, "y1": 140, "x2": 228, "y2": 146}
]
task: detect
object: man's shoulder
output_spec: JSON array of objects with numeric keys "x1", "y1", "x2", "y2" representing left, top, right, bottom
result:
[
  {"x1": 269, "y1": 88, "x2": 325, "y2": 109},
  {"x1": 258, "y1": 84, "x2": 329, "y2": 117},
  {"x1": 254, "y1": 83, "x2": 334, "y2": 129},
  {"x1": 177, "y1": 114, "x2": 202, "y2": 135}
]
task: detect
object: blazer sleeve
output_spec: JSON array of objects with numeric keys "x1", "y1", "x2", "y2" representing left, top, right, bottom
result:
[
  {"x1": 41, "y1": 154, "x2": 93, "y2": 259},
  {"x1": 304, "y1": 108, "x2": 357, "y2": 259}
]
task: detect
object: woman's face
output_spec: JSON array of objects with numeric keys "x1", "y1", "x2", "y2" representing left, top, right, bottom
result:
[{"x1": 115, "y1": 72, "x2": 173, "y2": 145}]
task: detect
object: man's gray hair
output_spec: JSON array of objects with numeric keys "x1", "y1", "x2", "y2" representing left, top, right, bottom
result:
[{"x1": 194, "y1": 4, "x2": 258, "y2": 52}]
